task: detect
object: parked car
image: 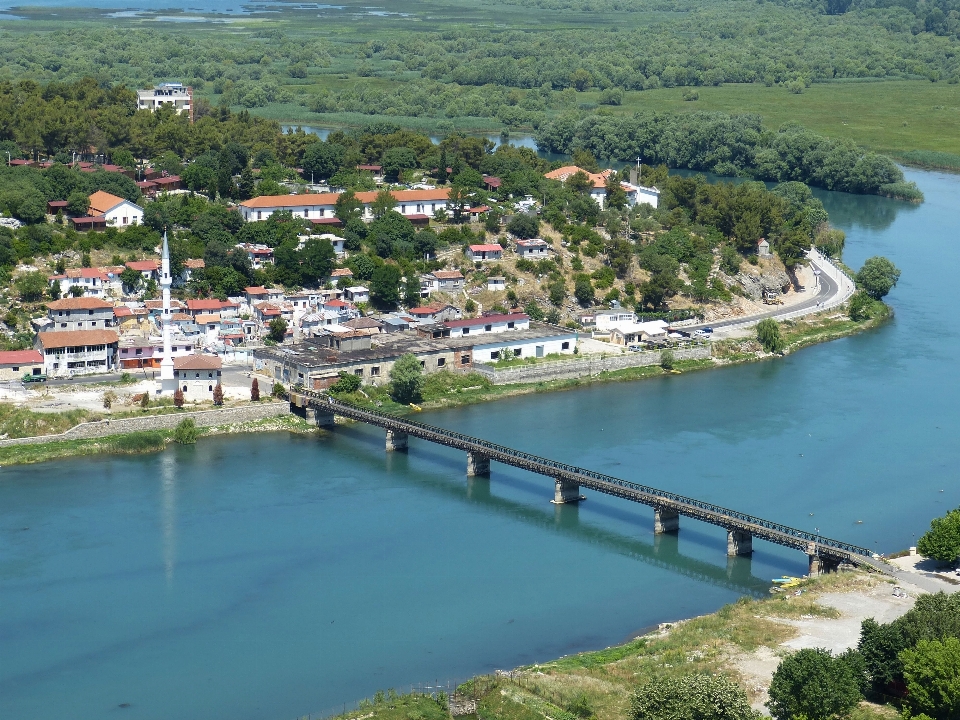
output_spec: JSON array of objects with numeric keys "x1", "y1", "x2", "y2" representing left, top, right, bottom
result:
[
  {"x1": 693, "y1": 327, "x2": 714, "y2": 337},
  {"x1": 22, "y1": 373, "x2": 47, "y2": 383}
]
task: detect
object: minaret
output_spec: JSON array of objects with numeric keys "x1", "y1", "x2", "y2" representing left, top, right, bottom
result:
[{"x1": 158, "y1": 229, "x2": 177, "y2": 394}]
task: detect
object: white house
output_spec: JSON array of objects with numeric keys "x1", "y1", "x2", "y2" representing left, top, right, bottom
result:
[
  {"x1": 466, "y1": 244, "x2": 503, "y2": 262},
  {"x1": 487, "y1": 276, "x2": 506, "y2": 292},
  {"x1": 595, "y1": 311, "x2": 637, "y2": 331},
  {"x1": 545, "y1": 166, "x2": 659, "y2": 210},
  {"x1": 343, "y1": 286, "x2": 370, "y2": 304},
  {"x1": 444, "y1": 313, "x2": 530, "y2": 338},
  {"x1": 621, "y1": 181, "x2": 660, "y2": 209},
  {"x1": 758, "y1": 238, "x2": 771, "y2": 257},
  {"x1": 174, "y1": 354, "x2": 222, "y2": 401},
  {"x1": 236, "y1": 243, "x2": 274, "y2": 269},
  {"x1": 88, "y1": 191, "x2": 143, "y2": 227},
  {"x1": 515, "y1": 238, "x2": 550, "y2": 258},
  {"x1": 47, "y1": 268, "x2": 110, "y2": 298},
  {"x1": 125, "y1": 259, "x2": 160, "y2": 282},
  {"x1": 473, "y1": 329, "x2": 577, "y2": 363},
  {"x1": 137, "y1": 82, "x2": 192, "y2": 117},
  {"x1": 421, "y1": 269, "x2": 465, "y2": 296},
  {"x1": 608, "y1": 320, "x2": 669, "y2": 345},
  {"x1": 37, "y1": 329, "x2": 119, "y2": 377},
  {"x1": 0, "y1": 349, "x2": 44, "y2": 381},
  {"x1": 300, "y1": 233, "x2": 345, "y2": 256},
  {"x1": 238, "y1": 188, "x2": 450, "y2": 223}
]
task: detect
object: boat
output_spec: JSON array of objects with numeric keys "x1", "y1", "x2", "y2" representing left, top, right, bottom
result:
[{"x1": 409, "y1": 403, "x2": 422, "y2": 412}]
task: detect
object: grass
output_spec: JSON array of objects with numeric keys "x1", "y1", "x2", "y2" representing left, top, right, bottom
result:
[
  {"x1": 324, "y1": 571, "x2": 894, "y2": 720},
  {"x1": 0, "y1": 404, "x2": 95, "y2": 439}
]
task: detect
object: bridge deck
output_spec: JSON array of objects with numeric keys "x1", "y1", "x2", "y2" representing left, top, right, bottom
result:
[{"x1": 301, "y1": 393, "x2": 888, "y2": 573}]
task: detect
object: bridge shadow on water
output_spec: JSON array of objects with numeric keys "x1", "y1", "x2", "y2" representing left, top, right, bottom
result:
[{"x1": 323, "y1": 424, "x2": 785, "y2": 596}]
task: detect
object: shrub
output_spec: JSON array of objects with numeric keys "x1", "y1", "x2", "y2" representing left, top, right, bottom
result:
[
  {"x1": 272, "y1": 382, "x2": 286, "y2": 398},
  {"x1": 330, "y1": 372, "x2": 362, "y2": 394},
  {"x1": 848, "y1": 290, "x2": 874, "y2": 321},
  {"x1": 632, "y1": 674, "x2": 759, "y2": 720},
  {"x1": 173, "y1": 388, "x2": 185, "y2": 408},
  {"x1": 173, "y1": 418, "x2": 199, "y2": 444},
  {"x1": 660, "y1": 350, "x2": 675, "y2": 370},
  {"x1": 113, "y1": 431, "x2": 166, "y2": 453},
  {"x1": 917, "y1": 507, "x2": 960, "y2": 563},
  {"x1": 213, "y1": 383, "x2": 224, "y2": 406},
  {"x1": 102, "y1": 391, "x2": 115, "y2": 410},
  {"x1": 251, "y1": 378, "x2": 260, "y2": 401},
  {"x1": 140, "y1": 392, "x2": 150, "y2": 410},
  {"x1": 507, "y1": 212, "x2": 539, "y2": 239},
  {"x1": 756, "y1": 318, "x2": 785, "y2": 353}
]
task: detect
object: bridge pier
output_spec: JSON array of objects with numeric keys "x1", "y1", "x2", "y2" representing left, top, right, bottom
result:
[
  {"x1": 807, "y1": 547, "x2": 840, "y2": 577},
  {"x1": 312, "y1": 407, "x2": 335, "y2": 427},
  {"x1": 727, "y1": 529, "x2": 753, "y2": 556},
  {"x1": 654, "y1": 508, "x2": 680, "y2": 534},
  {"x1": 466, "y1": 451, "x2": 490, "y2": 477},
  {"x1": 552, "y1": 478, "x2": 584, "y2": 504},
  {"x1": 385, "y1": 429, "x2": 408, "y2": 452}
]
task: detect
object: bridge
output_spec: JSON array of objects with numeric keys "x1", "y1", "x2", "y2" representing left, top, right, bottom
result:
[{"x1": 291, "y1": 391, "x2": 889, "y2": 577}]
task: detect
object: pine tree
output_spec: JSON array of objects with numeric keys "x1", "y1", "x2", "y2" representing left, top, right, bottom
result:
[
  {"x1": 213, "y1": 383, "x2": 224, "y2": 406},
  {"x1": 250, "y1": 378, "x2": 260, "y2": 401},
  {"x1": 174, "y1": 388, "x2": 185, "y2": 408}
]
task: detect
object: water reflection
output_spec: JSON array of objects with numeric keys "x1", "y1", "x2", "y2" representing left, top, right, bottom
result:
[
  {"x1": 160, "y1": 454, "x2": 177, "y2": 586},
  {"x1": 812, "y1": 186, "x2": 919, "y2": 232}
]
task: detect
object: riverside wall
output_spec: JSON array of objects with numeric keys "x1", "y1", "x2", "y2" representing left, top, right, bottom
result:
[
  {"x1": 0, "y1": 402, "x2": 289, "y2": 448},
  {"x1": 469, "y1": 345, "x2": 711, "y2": 385}
]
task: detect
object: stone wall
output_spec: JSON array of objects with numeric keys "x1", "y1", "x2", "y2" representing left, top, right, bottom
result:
[
  {"x1": 469, "y1": 345, "x2": 711, "y2": 385},
  {"x1": 0, "y1": 402, "x2": 289, "y2": 448}
]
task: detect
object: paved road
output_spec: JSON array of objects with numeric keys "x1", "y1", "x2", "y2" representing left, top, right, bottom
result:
[{"x1": 684, "y1": 254, "x2": 843, "y2": 333}]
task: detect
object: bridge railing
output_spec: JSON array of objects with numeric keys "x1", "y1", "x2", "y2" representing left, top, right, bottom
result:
[{"x1": 310, "y1": 394, "x2": 876, "y2": 561}]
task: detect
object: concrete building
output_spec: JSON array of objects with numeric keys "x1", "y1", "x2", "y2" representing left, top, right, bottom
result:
[
  {"x1": 466, "y1": 244, "x2": 503, "y2": 262},
  {"x1": 515, "y1": 238, "x2": 550, "y2": 258},
  {"x1": 758, "y1": 238, "x2": 771, "y2": 257},
  {"x1": 238, "y1": 188, "x2": 450, "y2": 223},
  {"x1": 343, "y1": 286, "x2": 370, "y2": 304},
  {"x1": 443, "y1": 313, "x2": 529, "y2": 338},
  {"x1": 472, "y1": 329, "x2": 577, "y2": 362},
  {"x1": 544, "y1": 165, "x2": 659, "y2": 210},
  {"x1": 125, "y1": 259, "x2": 160, "y2": 283},
  {"x1": 607, "y1": 320, "x2": 669, "y2": 345},
  {"x1": 119, "y1": 336, "x2": 194, "y2": 369},
  {"x1": 137, "y1": 82, "x2": 193, "y2": 119},
  {"x1": 0, "y1": 349, "x2": 44, "y2": 380},
  {"x1": 46, "y1": 297, "x2": 115, "y2": 331},
  {"x1": 420, "y1": 269, "x2": 464, "y2": 296},
  {"x1": 174, "y1": 354, "x2": 222, "y2": 402},
  {"x1": 36, "y1": 329, "x2": 119, "y2": 377}
]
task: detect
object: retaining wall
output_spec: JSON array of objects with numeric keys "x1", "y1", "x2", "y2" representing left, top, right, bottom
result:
[
  {"x1": 470, "y1": 345, "x2": 711, "y2": 385},
  {"x1": 0, "y1": 402, "x2": 289, "y2": 448}
]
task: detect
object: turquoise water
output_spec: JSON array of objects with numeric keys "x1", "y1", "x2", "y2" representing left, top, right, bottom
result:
[{"x1": 2, "y1": 169, "x2": 959, "y2": 719}]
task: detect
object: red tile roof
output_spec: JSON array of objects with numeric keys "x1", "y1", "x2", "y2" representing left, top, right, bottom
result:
[
  {"x1": 408, "y1": 307, "x2": 439, "y2": 315},
  {"x1": 88, "y1": 190, "x2": 127, "y2": 215},
  {"x1": 445, "y1": 313, "x2": 528, "y2": 329},
  {"x1": 430, "y1": 270, "x2": 464, "y2": 279},
  {"x1": 126, "y1": 260, "x2": 160, "y2": 272},
  {"x1": 46, "y1": 297, "x2": 113, "y2": 311},
  {"x1": 186, "y1": 299, "x2": 235, "y2": 311},
  {"x1": 468, "y1": 244, "x2": 503, "y2": 253},
  {"x1": 113, "y1": 306, "x2": 133, "y2": 317},
  {"x1": 239, "y1": 188, "x2": 450, "y2": 209},
  {"x1": 0, "y1": 350, "x2": 43, "y2": 365},
  {"x1": 174, "y1": 354, "x2": 222, "y2": 370},
  {"x1": 38, "y1": 329, "x2": 119, "y2": 349}
]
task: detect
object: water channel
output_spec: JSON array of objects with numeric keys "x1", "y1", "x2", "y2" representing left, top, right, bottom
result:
[{"x1": 2, "y1": 169, "x2": 958, "y2": 720}]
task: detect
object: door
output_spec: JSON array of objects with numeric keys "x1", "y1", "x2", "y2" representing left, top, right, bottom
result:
[{"x1": 535, "y1": 345, "x2": 544, "y2": 358}]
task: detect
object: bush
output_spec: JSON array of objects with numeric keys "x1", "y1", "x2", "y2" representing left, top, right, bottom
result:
[
  {"x1": 251, "y1": 378, "x2": 260, "y2": 401},
  {"x1": 507, "y1": 212, "x2": 540, "y2": 239},
  {"x1": 330, "y1": 372, "x2": 362, "y2": 394},
  {"x1": 140, "y1": 392, "x2": 150, "y2": 410},
  {"x1": 847, "y1": 290, "x2": 874, "y2": 321},
  {"x1": 173, "y1": 388, "x2": 185, "y2": 408},
  {"x1": 213, "y1": 383, "x2": 224, "y2": 406},
  {"x1": 632, "y1": 674, "x2": 759, "y2": 720},
  {"x1": 113, "y1": 431, "x2": 166, "y2": 453},
  {"x1": 173, "y1": 418, "x2": 199, "y2": 444},
  {"x1": 660, "y1": 350, "x2": 675, "y2": 370},
  {"x1": 756, "y1": 318, "x2": 785, "y2": 353},
  {"x1": 767, "y1": 648, "x2": 862, "y2": 720},
  {"x1": 272, "y1": 382, "x2": 286, "y2": 398}
]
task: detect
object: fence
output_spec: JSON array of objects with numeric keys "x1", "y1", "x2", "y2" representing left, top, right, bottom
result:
[{"x1": 469, "y1": 344, "x2": 711, "y2": 385}]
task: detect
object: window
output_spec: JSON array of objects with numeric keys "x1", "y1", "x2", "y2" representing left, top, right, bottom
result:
[
  {"x1": 136, "y1": 349, "x2": 142, "y2": 356},
  {"x1": 89, "y1": 310, "x2": 94, "y2": 315},
  {"x1": 371, "y1": 366, "x2": 380, "y2": 376},
  {"x1": 535, "y1": 345, "x2": 544, "y2": 358},
  {"x1": 122, "y1": 217, "x2": 128, "y2": 225},
  {"x1": 195, "y1": 372, "x2": 200, "y2": 378},
  {"x1": 61, "y1": 323, "x2": 67, "y2": 328},
  {"x1": 485, "y1": 324, "x2": 492, "y2": 332},
  {"x1": 208, "y1": 385, "x2": 213, "y2": 391},
  {"x1": 490, "y1": 351, "x2": 500, "y2": 360},
  {"x1": 11, "y1": 366, "x2": 17, "y2": 371},
  {"x1": 561, "y1": 341, "x2": 570, "y2": 350},
  {"x1": 183, "y1": 385, "x2": 188, "y2": 392},
  {"x1": 437, "y1": 358, "x2": 445, "y2": 367},
  {"x1": 507, "y1": 321, "x2": 514, "y2": 329},
  {"x1": 461, "y1": 355, "x2": 470, "y2": 365},
  {"x1": 257, "y1": 211, "x2": 262, "y2": 220},
  {"x1": 208, "y1": 372, "x2": 213, "y2": 378},
  {"x1": 91, "y1": 321, "x2": 97, "y2": 326},
  {"x1": 513, "y1": 348, "x2": 522, "y2": 357},
  {"x1": 354, "y1": 368, "x2": 363, "y2": 376},
  {"x1": 462, "y1": 327, "x2": 470, "y2": 335}
]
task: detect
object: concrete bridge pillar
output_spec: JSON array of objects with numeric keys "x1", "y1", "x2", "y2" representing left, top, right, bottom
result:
[
  {"x1": 312, "y1": 407, "x2": 335, "y2": 427},
  {"x1": 727, "y1": 529, "x2": 753, "y2": 556},
  {"x1": 654, "y1": 508, "x2": 680, "y2": 534},
  {"x1": 552, "y1": 478, "x2": 583, "y2": 504},
  {"x1": 385, "y1": 429, "x2": 408, "y2": 452},
  {"x1": 807, "y1": 548, "x2": 839, "y2": 577},
  {"x1": 467, "y1": 451, "x2": 490, "y2": 477}
]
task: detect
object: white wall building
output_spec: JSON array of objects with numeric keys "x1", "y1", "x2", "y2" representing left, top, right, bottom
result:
[
  {"x1": 37, "y1": 329, "x2": 119, "y2": 377},
  {"x1": 88, "y1": 191, "x2": 143, "y2": 227},
  {"x1": 174, "y1": 354, "x2": 223, "y2": 402},
  {"x1": 47, "y1": 269, "x2": 110, "y2": 298},
  {"x1": 46, "y1": 297, "x2": 115, "y2": 331},
  {"x1": 473, "y1": 331, "x2": 577, "y2": 363},
  {"x1": 444, "y1": 313, "x2": 530, "y2": 338},
  {"x1": 238, "y1": 189, "x2": 450, "y2": 223},
  {"x1": 515, "y1": 239, "x2": 550, "y2": 258},
  {"x1": 138, "y1": 83, "x2": 193, "y2": 117}
]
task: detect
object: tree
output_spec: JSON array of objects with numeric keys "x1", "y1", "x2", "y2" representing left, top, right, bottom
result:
[
  {"x1": 507, "y1": 213, "x2": 540, "y2": 239},
  {"x1": 632, "y1": 674, "x2": 760, "y2": 720},
  {"x1": 917, "y1": 507, "x2": 960, "y2": 563},
  {"x1": 370, "y1": 263, "x2": 402, "y2": 309},
  {"x1": 173, "y1": 418, "x2": 199, "y2": 444},
  {"x1": 213, "y1": 383, "x2": 224, "y2": 406},
  {"x1": 15, "y1": 271, "x2": 47, "y2": 302},
  {"x1": 173, "y1": 388, "x2": 185, "y2": 408},
  {"x1": 389, "y1": 353, "x2": 423, "y2": 404},
  {"x1": 574, "y1": 273, "x2": 594, "y2": 305},
  {"x1": 660, "y1": 350, "x2": 675, "y2": 370},
  {"x1": 66, "y1": 191, "x2": 89, "y2": 217},
  {"x1": 856, "y1": 256, "x2": 901, "y2": 300},
  {"x1": 901, "y1": 637, "x2": 960, "y2": 720},
  {"x1": 756, "y1": 318, "x2": 785, "y2": 353},
  {"x1": 140, "y1": 392, "x2": 150, "y2": 410},
  {"x1": 848, "y1": 290, "x2": 874, "y2": 321},
  {"x1": 767, "y1": 648, "x2": 862, "y2": 720},
  {"x1": 335, "y1": 189, "x2": 362, "y2": 223},
  {"x1": 102, "y1": 390, "x2": 116, "y2": 410},
  {"x1": 302, "y1": 141, "x2": 344, "y2": 180},
  {"x1": 403, "y1": 273, "x2": 421, "y2": 308},
  {"x1": 300, "y1": 237, "x2": 336, "y2": 286},
  {"x1": 272, "y1": 382, "x2": 286, "y2": 398},
  {"x1": 370, "y1": 189, "x2": 397, "y2": 219},
  {"x1": 120, "y1": 267, "x2": 143, "y2": 294},
  {"x1": 268, "y1": 318, "x2": 288, "y2": 343},
  {"x1": 382, "y1": 147, "x2": 418, "y2": 181},
  {"x1": 251, "y1": 377, "x2": 260, "y2": 401}
]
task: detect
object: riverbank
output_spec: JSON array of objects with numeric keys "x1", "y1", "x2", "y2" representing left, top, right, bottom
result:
[{"x1": 321, "y1": 570, "x2": 912, "y2": 720}]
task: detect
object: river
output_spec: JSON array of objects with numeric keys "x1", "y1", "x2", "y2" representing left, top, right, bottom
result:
[{"x1": 1, "y1": 168, "x2": 957, "y2": 719}]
